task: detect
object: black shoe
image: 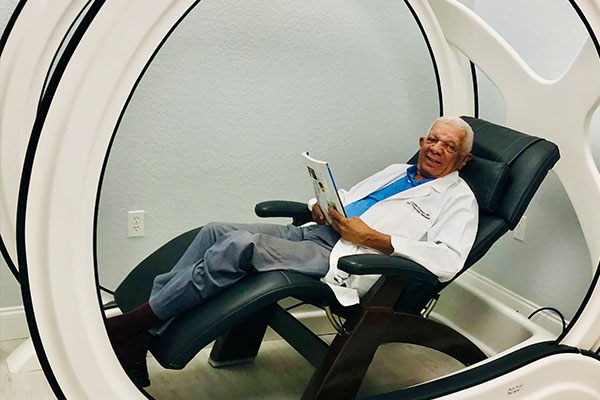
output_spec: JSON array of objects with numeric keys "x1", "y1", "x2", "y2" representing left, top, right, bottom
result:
[
  {"x1": 124, "y1": 361, "x2": 151, "y2": 388},
  {"x1": 112, "y1": 332, "x2": 154, "y2": 387}
]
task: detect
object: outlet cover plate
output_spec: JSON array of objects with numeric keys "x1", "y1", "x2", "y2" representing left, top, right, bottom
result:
[{"x1": 128, "y1": 210, "x2": 145, "y2": 237}]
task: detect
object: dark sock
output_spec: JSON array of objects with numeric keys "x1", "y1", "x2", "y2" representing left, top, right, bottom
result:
[
  {"x1": 113, "y1": 331, "x2": 154, "y2": 367},
  {"x1": 106, "y1": 302, "x2": 161, "y2": 345}
]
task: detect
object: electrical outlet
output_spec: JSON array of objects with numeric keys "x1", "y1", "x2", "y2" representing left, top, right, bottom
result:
[
  {"x1": 128, "y1": 210, "x2": 145, "y2": 237},
  {"x1": 513, "y1": 216, "x2": 526, "y2": 242}
]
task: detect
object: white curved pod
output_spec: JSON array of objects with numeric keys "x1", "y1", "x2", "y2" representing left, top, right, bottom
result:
[
  {"x1": 561, "y1": 0, "x2": 600, "y2": 357},
  {"x1": 428, "y1": 0, "x2": 600, "y2": 352},
  {"x1": 0, "y1": 0, "x2": 89, "y2": 270},
  {"x1": 405, "y1": 0, "x2": 475, "y2": 117},
  {"x1": 20, "y1": 1, "x2": 197, "y2": 398},
  {"x1": 429, "y1": 0, "x2": 600, "y2": 267},
  {"x1": 437, "y1": 353, "x2": 600, "y2": 400},
  {"x1": 17, "y1": 1, "x2": 600, "y2": 399}
]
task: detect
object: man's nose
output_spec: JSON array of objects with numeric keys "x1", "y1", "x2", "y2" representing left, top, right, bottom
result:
[{"x1": 430, "y1": 141, "x2": 444, "y2": 154}]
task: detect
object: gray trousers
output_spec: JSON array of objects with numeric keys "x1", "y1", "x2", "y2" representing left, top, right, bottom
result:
[{"x1": 148, "y1": 222, "x2": 341, "y2": 335}]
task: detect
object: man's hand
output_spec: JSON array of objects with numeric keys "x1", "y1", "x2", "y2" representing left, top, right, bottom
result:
[
  {"x1": 328, "y1": 206, "x2": 394, "y2": 255},
  {"x1": 311, "y1": 203, "x2": 329, "y2": 225}
]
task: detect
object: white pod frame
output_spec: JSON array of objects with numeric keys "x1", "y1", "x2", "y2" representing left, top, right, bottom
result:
[
  {"x1": 4, "y1": 0, "x2": 600, "y2": 398},
  {"x1": 425, "y1": 0, "x2": 600, "y2": 351},
  {"x1": 0, "y1": 0, "x2": 91, "y2": 278},
  {"x1": 14, "y1": 1, "x2": 201, "y2": 398}
]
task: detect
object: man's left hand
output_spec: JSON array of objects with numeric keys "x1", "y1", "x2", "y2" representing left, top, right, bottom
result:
[
  {"x1": 328, "y1": 206, "x2": 394, "y2": 255},
  {"x1": 328, "y1": 207, "x2": 372, "y2": 244}
]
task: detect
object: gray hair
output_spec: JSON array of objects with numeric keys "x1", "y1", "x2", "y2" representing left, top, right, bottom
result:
[{"x1": 429, "y1": 116, "x2": 474, "y2": 154}]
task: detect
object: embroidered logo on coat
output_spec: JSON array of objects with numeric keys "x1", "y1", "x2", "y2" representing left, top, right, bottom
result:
[{"x1": 406, "y1": 201, "x2": 431, "y2": 220}]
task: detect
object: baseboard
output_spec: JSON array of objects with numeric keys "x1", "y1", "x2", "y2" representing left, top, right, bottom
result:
[
  {"x1": 271, "y1": 272, "x2": 565, "y2": 344},
  {"x1": 0, "y1": 306, "x2": 29, "y2": 341},
  {"x1": 459, "y1": 270, "x2": 566, "y2": 336}
]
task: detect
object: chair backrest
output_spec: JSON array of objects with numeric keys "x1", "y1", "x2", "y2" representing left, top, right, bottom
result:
[{"x1": 409, "y1": 116, "x2": 560, "y2": 284}]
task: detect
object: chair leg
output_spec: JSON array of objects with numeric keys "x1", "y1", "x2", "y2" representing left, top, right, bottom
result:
[
  {"x1": 301, "y1": 310, "x2": 393, "y2": 400},
  {"x1": 208, "y1": 311, "x2": 272, "y2": 367},
  {"x1": 300, "y1": 310, "x2": 486, "y2": 399},
  {"x1": 380, "y1": 311, "x2": 488, "y2": 367}
]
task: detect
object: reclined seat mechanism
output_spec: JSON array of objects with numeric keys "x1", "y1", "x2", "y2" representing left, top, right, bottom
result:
[{"x1": 112, "y1": 116, "x2": 560, "y2": 399}]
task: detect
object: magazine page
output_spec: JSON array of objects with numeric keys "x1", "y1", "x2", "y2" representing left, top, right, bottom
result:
[{"x1": 302, "y1": 152, "x2": 346, "y2": 223}]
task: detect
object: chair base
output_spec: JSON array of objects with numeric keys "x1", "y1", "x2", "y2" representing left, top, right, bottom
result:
[
  {"x1": 208, "y1": 356, "x2": 255, "y2": 368},
  {"x1": 299, "y1": 277, "x2": 488, "y2": 400},
  {"x1": 206, "y1": 282, "x2": 487, "y2": 400}
]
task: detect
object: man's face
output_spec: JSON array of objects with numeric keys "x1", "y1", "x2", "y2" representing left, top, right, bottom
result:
[{"x1": 416, "y1": 121, "x2": 472, "y2": 179}]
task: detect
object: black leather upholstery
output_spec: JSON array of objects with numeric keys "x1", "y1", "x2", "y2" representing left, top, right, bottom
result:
[
  {"x1": 461, "y1": 116, "x2": 560, "y2": 230},
  {"x1": 112, "y1": 116, "x2": 560, "y2": 386},
  {"x1": 254, "y1": 200, "x2": 312, "y2": 226},
  {"x1": 150, "y1": 270, "x2": 340, "y2": 369},
  {"x1": 406, "y1": 154, "x2": 509, "y2": 214},
  {"x1": 338, "y1": 254, "x2": 438, "y2": 282},
  {"x1": 341, "y1": 116, "x2": 559, "y2": 283},
  {"x1": 460, "y1": 157, "x2": 509, "y2": 213},
  {"x1": 463, "y1": 214, "x2": 508, "y2": 270}
]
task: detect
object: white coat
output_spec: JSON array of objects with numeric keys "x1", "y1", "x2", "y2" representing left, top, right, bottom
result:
[{"x1": 310, "y1": 164, "x2": 478, "y2": 306}]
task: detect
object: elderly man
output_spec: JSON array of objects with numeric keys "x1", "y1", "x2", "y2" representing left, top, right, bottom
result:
[{"x1": 107, "y1": 116, "x2": 477, "y2": 386}]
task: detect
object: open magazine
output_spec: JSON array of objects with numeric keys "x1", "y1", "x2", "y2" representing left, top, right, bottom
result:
[{"x1": 302, "y1": 152, "x2": 346, "y2": 223}]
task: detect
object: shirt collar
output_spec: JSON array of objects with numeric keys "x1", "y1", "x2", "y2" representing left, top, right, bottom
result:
[
  {"x1": 430, "y1": 170, "x2": 460, "y2": 192},
  {"x1": 407, "y1": 164, "x2": 434, "y2": 186},
  {"x1": 407, "y1": 164, "x2": 460, "y2": 193}
]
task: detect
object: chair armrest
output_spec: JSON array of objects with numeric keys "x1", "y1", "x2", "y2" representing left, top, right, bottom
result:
[
  {"x1": 255, "y1": 200, "x2": 313, "y2": 226},
  {"x1": 338, "y1": 254, "x2": 438, "y2": 285}
]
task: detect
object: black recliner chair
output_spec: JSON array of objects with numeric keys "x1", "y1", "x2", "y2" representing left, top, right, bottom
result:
[{"x1": 112, "y1": 116, "x2": 560, "y2": 399}]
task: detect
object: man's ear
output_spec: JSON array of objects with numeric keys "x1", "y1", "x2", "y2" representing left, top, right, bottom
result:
[
  {"x1": 419, "y1": 136, "x2": 426, "y2": 148},
  {"x1": 458, "y1": 153, "x2": 473, "y2": 170}
]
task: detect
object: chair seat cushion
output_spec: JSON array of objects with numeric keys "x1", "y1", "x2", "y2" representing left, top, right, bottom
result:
[
  {"x1": 114, "y1": 227, "x2": 343, "y2": 369},
  {"x1": 149, "y1": 270, "x2": 339, "y2": 369}
]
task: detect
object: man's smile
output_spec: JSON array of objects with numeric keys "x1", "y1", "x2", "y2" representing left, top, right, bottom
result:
[{"x1": 425, "y1": 153, "x2": 442, "y2": 165}]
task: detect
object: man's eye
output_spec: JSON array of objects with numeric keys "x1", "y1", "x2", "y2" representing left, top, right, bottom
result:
[{"x1": 427, "y1": 138, "x2": 437, "y2": 143}]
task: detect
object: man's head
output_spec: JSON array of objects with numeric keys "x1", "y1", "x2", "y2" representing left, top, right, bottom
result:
[{"x1": 415, "y1": 116, "x2": 474, "y2": 179}]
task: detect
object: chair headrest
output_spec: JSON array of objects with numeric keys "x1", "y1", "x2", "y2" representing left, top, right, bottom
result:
[
  {"x1": 461, "y1": 116, "x2": 560, "y2": 229},
  {"x1": 442, "y1": 117, "x2": 559, "y2": 279},
  {"x1": 407, "y1": 146, "x2": 510, "y2": 214},
  {"x1": 459, "y1": 156, "x2": 509, "y2": 214},
  {"x1": 408, "y1": 116, "x2": 560, "y2": 228}
]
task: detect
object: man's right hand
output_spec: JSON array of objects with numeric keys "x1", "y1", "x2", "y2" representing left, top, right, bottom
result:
[{"x1": 311, "y1": 203, "x2": 329, "y2": 225}]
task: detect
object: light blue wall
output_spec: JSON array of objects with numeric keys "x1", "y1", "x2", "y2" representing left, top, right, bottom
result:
[{"x1": 95, "y1": 1, "x2": 439, "y2": 289}]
